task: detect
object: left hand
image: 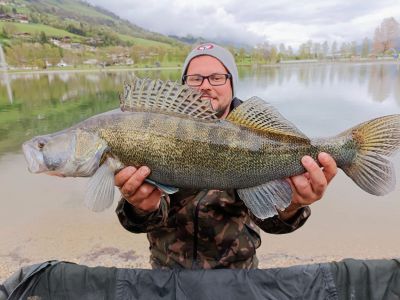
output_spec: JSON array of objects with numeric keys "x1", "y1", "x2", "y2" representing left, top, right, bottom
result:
[{"x1": 279, "y1": 152, "x2": 338, "y2": 220}]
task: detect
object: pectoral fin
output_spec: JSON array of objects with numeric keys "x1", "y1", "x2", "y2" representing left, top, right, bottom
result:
[
  {"x1": 144, "y1": 178, "x2": 179, "y2": 194},
  {"x1": 84, "y1": 157, "x2": 122, "y2": 212},
  {"x1": 237, "y1": 179, "x2": 292, "y2": 219}
]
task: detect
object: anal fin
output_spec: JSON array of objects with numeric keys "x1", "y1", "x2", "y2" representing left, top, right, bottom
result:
[{"x1": 237, "y1": 179, "x2": 292, "y2": 219}]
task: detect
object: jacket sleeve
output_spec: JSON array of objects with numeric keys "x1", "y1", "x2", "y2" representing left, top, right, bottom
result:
[
  {"x1": 251, "y1": 206, "x2": 311, "y2": 234},
  {"x1": 115, "y1": 195, "x2": 170, "y2": 233}
]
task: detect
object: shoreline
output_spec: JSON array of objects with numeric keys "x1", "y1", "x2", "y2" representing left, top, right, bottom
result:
[
  {"x1": 1, "y1": 59, "x2": 399, "y2": 75},
  {"x1": 0, "y1": 65, "x2": 182, "y2": 75}
]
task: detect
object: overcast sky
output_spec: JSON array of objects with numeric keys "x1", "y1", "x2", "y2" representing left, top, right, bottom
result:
[{"x1": 88, "y1": 0, "x2": 400, "y2": 48}]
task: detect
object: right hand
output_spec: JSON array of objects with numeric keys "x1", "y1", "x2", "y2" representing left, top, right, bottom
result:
[{"x1": 115, "y1": 166, "x2": 162, "y2": 213}]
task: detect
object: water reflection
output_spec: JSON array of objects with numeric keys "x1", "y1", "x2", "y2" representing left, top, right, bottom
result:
[
  {"x1": 368, "y1": 64, "x2": 391, "y2": 102},
  {"x1": 237, "y1": 62, "x2": 400, "y2": 106},
  {"x1": 1, "y1": 62, "x2": 400, "y2": 158}
]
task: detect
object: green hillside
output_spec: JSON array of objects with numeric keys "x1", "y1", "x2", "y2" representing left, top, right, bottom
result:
[
  {"x1": 0, "y1": 20, "x2": 172, "y2": 47},
  {"x1": 0, "y1": 0, "x2": 192, "y2": 68},
  {"x1": 7, "y1": 0, "x2": 181, "y2": 46},
  {"x1": 117, "y1": 34, "x2": 172, "y2": 48},
  {"x1": 0, "y1": 21, "x2": 82, "y2": 40}
]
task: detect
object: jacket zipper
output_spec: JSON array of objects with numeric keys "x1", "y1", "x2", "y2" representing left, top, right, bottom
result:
[{"x1": 192, "y1": 190, "x2": 207, "y2": 269}]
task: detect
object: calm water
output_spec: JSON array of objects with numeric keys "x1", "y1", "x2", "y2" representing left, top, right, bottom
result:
[{"x1": 0, "y1": 62, "x2": 400, "y2": 276}]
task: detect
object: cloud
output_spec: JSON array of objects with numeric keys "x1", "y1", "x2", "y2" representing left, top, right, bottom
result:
[
  {"x1": 225, "y1": 0, "x2": 395, "y2": 24},
  {"x1": 88, "y1": 0, "x2": 400, "y2": 48},
  {"x1": 114, "y1": 1, "x2": 261, "y2": 45}
]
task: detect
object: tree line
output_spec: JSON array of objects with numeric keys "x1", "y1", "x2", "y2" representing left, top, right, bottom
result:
[{"x1": 248, "y1": 17, "x2": 400, "y2": 63}]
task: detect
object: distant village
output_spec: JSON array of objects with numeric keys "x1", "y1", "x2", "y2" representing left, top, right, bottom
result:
[
  {"x1": 0, "y1": 13, "x2": 137, "y2": 68},
  {"x1": 0, "y1": 12, "x2": 28, "y2": 23}
]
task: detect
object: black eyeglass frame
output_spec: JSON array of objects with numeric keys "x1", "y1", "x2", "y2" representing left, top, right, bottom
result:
[{"x1": 183, "y1": 73, "x2": 232, "y2": 87}]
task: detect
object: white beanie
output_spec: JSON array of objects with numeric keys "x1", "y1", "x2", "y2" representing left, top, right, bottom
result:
[{"x1": 181, "y1": 43, "x2": 238, "y2": 96}]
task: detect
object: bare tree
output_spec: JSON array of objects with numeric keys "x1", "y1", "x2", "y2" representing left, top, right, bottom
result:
[
  {"x1": 298, "y1": 40, "x2": 313, "y2": 59},
  {"x1": 331, "y1": 41, "x2": 337, "y2": 58},
  {"x1": 322, "y1": 41, "x2": 329, "y2": 58},
  {"x1": 312, "y1": 42, "x2": 321, "y2": 59},
  {"x1": 373, "y1": 17, "x2": 400, "y2": 54},
  {"x1": 340, "y1": 42, "x2": 348, "y2": 57},
  {"x1": 287, "y1": 46, "x2": 294, "y2": 57},
  {"x1": 350, "y1": 41, "x2": 357, "y2": 57},
  {"x1": 279, "y1": 43, "x2": 286, "y2": 55},
  {"x1": 361, "y1": 37, "x2": 369, "y2": 57}
]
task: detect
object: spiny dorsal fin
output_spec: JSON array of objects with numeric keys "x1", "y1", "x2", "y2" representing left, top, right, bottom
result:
[
  {"x1": 226, "y1": 96, "x2": 309, "y2": 140},
  {"x1": 120, "y1": 77, "x2": 218, "y2": 120}
]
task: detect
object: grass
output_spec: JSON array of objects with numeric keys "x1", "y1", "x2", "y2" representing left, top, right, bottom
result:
[
  {"x1": 118, "y1": 33, "x2": 172, "y2": 48},
  {"x1": 0, "y1": 21, "x2": 82, "y2": 40},
  {"x1": 40, "y1": 0, "x2": 115, "y2": 20},
  {"x1": 0, "y1": 22, "x2": 173, "y2": 48}
]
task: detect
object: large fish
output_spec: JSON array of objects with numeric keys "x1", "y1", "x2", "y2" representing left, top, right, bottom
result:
[{"x1": 22, "y1": 78, "x2": 400, "y2": 219}]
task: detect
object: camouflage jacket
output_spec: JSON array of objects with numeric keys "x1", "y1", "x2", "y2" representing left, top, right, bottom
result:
[
  {"x1": 115, "y1": 98, "x2": 311, "y2": 269},
  {"x1": 116, "y1": 190, "x2": 310, "y2": 269}
]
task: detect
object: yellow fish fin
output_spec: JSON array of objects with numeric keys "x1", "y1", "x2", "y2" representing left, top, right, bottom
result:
[{"x1": 226, "y1": 96, "x2": 309, "y2": 141}]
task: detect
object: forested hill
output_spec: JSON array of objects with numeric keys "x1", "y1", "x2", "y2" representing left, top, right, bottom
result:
[{"x1": 0, "y1": 0, "x2": 182, "y2": 46}]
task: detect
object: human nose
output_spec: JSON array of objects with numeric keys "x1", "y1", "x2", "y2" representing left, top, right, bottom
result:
[{"x1": 199, "y1": 76, "x2": 212, "y2": 90}]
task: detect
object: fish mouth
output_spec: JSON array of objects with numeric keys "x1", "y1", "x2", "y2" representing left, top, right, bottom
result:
[{"x1": 22, "y1": 141, "x2": 48, "y2": 173}]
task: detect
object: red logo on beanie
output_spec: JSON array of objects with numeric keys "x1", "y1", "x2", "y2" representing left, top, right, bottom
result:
[{"x1": 197, "y1": 44, "x2": 214, "y2": 51}]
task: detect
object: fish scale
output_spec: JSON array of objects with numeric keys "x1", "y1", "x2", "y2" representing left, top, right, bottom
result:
[{"x1": 82, "y1": 111, "x2": 343, "y2": 189}]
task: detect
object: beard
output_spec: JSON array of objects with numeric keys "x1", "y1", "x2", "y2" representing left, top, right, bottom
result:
[
  {"x1": 202, "y1": 96, "x2": 220, "y2": 116},
  {"x1": 214, "y1": 108, "x2": 226, "y2": 118}
]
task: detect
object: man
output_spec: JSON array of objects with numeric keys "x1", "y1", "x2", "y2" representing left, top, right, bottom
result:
[{"x1": 115, "y1": 43, "x2": 337, "y2": 269}]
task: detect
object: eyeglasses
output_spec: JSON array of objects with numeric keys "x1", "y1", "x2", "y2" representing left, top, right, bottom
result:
[{"x1": 183, "y1": 73, "x2": 232, "y2": 87}]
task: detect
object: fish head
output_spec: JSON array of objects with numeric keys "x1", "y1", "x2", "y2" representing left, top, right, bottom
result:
[{"x1": 22, "y1": 129, "x2": 109, "y2": 177}]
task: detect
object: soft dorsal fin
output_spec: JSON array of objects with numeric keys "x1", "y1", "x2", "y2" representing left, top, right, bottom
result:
[
  {"x1": 120, "y1": 77, "x2": 218, "y2": 120},
  {"x1": 226, "y1": 97, "x2": 309, "y2": 140}
]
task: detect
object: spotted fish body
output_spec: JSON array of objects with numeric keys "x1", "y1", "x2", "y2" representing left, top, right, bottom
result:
[
  {"x1": 22, "y1": 78, "x2": 400, "y2": 218},
  {"x1": 82, "y1": 111, "x2": 344, "y2": 190}
]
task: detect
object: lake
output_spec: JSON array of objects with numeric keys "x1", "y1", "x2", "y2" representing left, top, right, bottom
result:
[{"x1": 0, "y1": 62, "x2": 400, "y2": 280}]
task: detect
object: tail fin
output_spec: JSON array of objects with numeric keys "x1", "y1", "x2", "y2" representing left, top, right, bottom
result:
[{"x1": 341, "y1": 114, "x2": 400, "y2": 196}]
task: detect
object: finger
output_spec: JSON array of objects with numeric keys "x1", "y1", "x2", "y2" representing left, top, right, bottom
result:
[
  {"x1": 136, "y1": 189, "x2": 163, "y2": 212},
  {"x1": 301, "y1": 156, "x2": 327, "y2": 196},
  {"x1": 286, "y1": 178, "x2": 309, "y2": 210},
  {"x1": 318, "y1": 152, "x2": 338, "y2": 184},
  {"x1": 115, "y1": 166, "x2": 137, "y2": 187},
  {"x1": 290, "y1": 173, "x2": 313, "y2": 200},
  {"x1": 130, "y1": 183, "x2": 156, "y2": 203},
  {"x1": 120, "y1": 166, "x2": 150, "y2": 197}
]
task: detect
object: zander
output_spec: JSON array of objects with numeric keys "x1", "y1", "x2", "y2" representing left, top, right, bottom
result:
[{"x1": 22, "y1": 77, "x2": 400, "y2": 219}]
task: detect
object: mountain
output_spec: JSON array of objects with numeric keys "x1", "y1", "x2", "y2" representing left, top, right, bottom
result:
[
  {"x1": 168, "y1": 34, "x2": 211, "y2": 45},
  {"x1": 1, "y1": 0, "x2": 183, "y2": 46}
]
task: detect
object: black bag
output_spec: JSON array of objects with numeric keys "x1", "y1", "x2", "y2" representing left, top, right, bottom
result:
[{"x1": 2, "y1": 258, "x2": 400, "y2": 300}]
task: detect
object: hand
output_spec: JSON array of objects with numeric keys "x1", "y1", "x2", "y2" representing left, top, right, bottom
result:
[
  {"x1": 115, "y1": 166, "x2": 162, "y2": 213},
  {"x1": 279, "y1": 152, "x2": 338, "y2": 220}
]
